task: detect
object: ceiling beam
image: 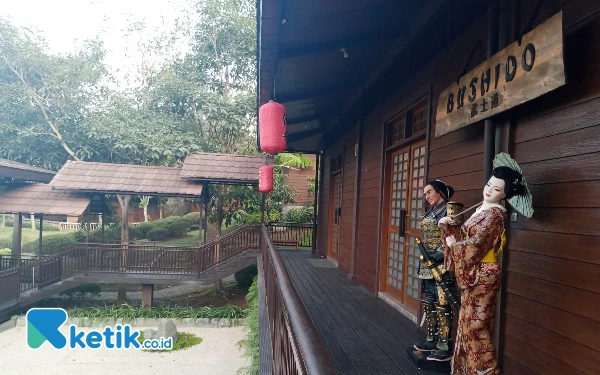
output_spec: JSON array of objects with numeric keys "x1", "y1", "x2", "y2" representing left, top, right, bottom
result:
[
  {"x1": 278, "y1": 30, "x2": 406, "y2": 59},
  {"x1": 287, "y1": 127, "x2": 322, "y2": 142},
  {"x1": 276, "y1": 81, "x2": 361, "y2": 103}
]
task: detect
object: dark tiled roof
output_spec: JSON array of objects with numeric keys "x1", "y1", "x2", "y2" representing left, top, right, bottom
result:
[
  {"x1": 0, "y1": 158, "x2": 56, "y2": 183},
  {"x1": 0, "y1": 184, "x2": 90, "y2": 216},
  {"x1": 49, "y1": 161, "x2": 202, "y2": 197},
  {"x1": 181, "y1": 153, "x2": 274, "y2": 184}
]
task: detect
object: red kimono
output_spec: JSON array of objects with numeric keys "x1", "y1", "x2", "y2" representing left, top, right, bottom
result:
[{"x1": 441, "y1": 204, "x2": 506, "y2": 375}]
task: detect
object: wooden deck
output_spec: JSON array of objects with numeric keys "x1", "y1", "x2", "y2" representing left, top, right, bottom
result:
[{"x1": 280, "y1": 251, "x2": 449, "y2": 375}]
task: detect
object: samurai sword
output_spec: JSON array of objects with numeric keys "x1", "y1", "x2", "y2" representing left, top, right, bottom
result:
[{"x1": 416, "y1": 237, "x2": 461, "y2": 309}]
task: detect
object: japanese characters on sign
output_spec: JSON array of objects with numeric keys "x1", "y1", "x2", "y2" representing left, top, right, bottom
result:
[{"x1": 435, "y1": 11, "x2": 566, "y2": 137}]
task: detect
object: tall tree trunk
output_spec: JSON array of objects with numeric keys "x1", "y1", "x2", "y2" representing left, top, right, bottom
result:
[
  {"x1": 116, "y1": 194, "x2": 131, "y2": 303},
  {"x1": 144, "y1": 204, "x2": 149, "y2": 222},
  {"x1": 1, "y1": 214, "x2": 5, "y2": 229},
  {"x1": 159, "y1": 207, "x2": 163, "y2": 219},
  {"x1": 31, "y1": 213, "x2": 36, "y2": 231}
]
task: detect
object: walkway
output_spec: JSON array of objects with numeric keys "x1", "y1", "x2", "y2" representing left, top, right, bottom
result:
[{"x1": 280, "y1": 251, "x2": 449, "y2": 375}]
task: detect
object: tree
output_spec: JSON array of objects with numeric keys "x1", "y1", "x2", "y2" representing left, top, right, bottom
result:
[{"x1": 0, "y1": 17, "x2": 107, "y2": 169}]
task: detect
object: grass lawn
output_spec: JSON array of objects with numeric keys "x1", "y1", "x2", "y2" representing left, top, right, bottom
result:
[
  {"x1": 135, "y1": 229, "x2": 205, "y2": 247},
  {"x1": 0, "y1": 227, "x2": 70, "y2": 246}
]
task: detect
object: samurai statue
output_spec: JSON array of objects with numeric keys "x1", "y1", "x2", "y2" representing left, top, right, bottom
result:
[{"x1": 413, "y1": 179, "x2": 458, "y2": 362}]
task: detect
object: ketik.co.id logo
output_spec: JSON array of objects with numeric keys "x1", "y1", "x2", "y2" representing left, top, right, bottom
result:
[{"x1": 26, "y1": 308, "x2": 170, "y2": 350}]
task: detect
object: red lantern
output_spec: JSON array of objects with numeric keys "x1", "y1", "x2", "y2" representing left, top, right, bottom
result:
[
  {"x1": 259, "y1": 100, "x2": 287, "y2": 154},
  {"x1": 259, "y1": 165, "x2": 274, "y2": 193}
]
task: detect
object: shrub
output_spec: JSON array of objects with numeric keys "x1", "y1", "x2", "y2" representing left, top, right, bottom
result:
[
  {"x1": 0, "y1": 239, "x2": 12, "y2": 250},
  {"x1": 238, "y1": 276, "x2": 259, "y2": 374},
  {"x1": 0, "y1": 248, "x2": 11, "y2": 256},
  {"x1": 42, "y1": 224, "x2": 60, "y2": 232},
  {"x1": 147, "y1": 227, "x2": 170, "y2": 241},
  {"x1": 183, "y1": 212, "x2": 201, "y2": 228},
  {"x1": 168, "y1": 220, "x2": 190, "y2": 237},
  {"x1": 234, "y1": 264, "x2": 258, "y2": 288},
  {"x1": 283, "y1": 206, "x2": 314, "y2": 224},
  {"x1": 133, "y1": 221, "x2": 158, "y2": 239},
  {"x1": 22, "y1": 232, "x2": 77, "y2": 255},
  {"x1": 59, "y1": 283, "x2": 101, "y2": 299},
  {"x1": 74, "y1": 225, "x2": 120, "y2": 243}
]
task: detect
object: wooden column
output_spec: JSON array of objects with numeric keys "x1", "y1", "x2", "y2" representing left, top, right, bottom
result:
[
  {"x1": 203, "y1": 183, "x2": 209, "y2": 244},
  {"x1": 11, "y1": 214, "x2": 22, "y2": 266},
  {"x1": 311, "y1": 153, "x2": 320, "y2": 254},
  {"x1": 350, "y1": 118, "x2": 364, "y2": 280},
  {"x1": 116, "y1": 194, "x2": 131, "y2": 303},
  {"x1": 142, "y1": 284, "x2": 154, "y2": 308},
  {"x1": 38, "y1": 214, "x2": 43, "y2": 258}
]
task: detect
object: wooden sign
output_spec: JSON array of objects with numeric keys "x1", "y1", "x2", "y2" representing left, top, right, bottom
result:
[{"x1": 435, "y1": 11, "x2": 565, "y2": 137}]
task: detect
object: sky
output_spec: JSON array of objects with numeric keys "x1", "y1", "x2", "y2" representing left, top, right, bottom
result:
[{"x1": 1, "y1": 0, "x2": 192, "y2": 88}]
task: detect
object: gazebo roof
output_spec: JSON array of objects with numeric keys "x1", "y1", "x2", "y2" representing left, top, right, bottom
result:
[
  {"x1": 0, "y1": 158, "x2": 56, "y2": 183},
  {"x1": 49, "y1": 161, "x2": 203, "y2": 198},
  {"x1": 0, "y1": 184, "x2": 90, "y2": 216},
  {"x1": 181, "y1": 153, "x2": 274, "y2": 185}
]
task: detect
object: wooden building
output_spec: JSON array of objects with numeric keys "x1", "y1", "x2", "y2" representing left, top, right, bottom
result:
[
  {"x1": 257, "y1": 0, "x2": 600, "y2": 373},
  {"x1": 282, "y1": 154, "x2": 317, "y2": 209}
]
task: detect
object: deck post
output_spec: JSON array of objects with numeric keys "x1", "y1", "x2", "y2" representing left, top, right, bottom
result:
[
  {"x1": 142, "y1": 284, "x2": 154, "y2": 308},
  {"x1": 11, "y1": 213, "x2": 22, "y2": 267}
]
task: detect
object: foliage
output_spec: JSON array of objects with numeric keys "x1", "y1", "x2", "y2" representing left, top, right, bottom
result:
[
  {"x1": 59, "y1": 283, "x2": 102, "y2": 299},
  {"x1": 164, "y1": 198, "x2": 189, "y2": 217},
  {"x1": 234, "y1": 264, "x2": 257, "y2": 288},
  {"x1": 65, "y1": 303, "x2": 247, "y2": 321},
  {"x1": 283, "y1": 206, "x2": 315, "y2": 224},
  {"x1": 137, "y1": 331, "x2": 203, "y2": 352},
  {"x1": 22, "y1": 232, "x2": 77, "y2": 254},
  {"x1": 237, "y1": 276, "x2": 259, "y2": 375},
  {"x1": 147, "y1": 227, "x2": 170, "y2": 241},
  {"x1": 0, "y1": 248, "x2": 10, "y2": 256}
]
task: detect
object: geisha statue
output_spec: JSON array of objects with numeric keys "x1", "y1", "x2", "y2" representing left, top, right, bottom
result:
[{"x1": 437, "y1": 153, "x2": 534, "y2": 375}]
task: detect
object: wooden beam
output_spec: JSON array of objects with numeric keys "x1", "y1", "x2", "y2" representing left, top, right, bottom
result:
[
  {"x1": 287, "y1": 110, "x2": 339, "y2": 125},
  {"x1": 276, "y1": 82, "x2": 361, "y2": 103},
  {"x1": 278, "y1": 31, "x2": 405, "y2": 59},
  {"x1": 287, "y1": 128, "x2": 323, "y2": 142}
]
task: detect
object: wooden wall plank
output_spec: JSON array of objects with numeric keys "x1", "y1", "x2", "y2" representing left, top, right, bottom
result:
[
  {"x1": 507, "y1": 229, "x2": 600, "y2": 264},
  {"x1": 513, "y1": 125, "x2": 600, "y2": 164},
  {"x1": 511, "y1": 207, "x2": 600, "y2": 236},
  {"x1": 427, "y1": 153, "x2": 482, "y2": 178},
  {"x1": 501, "y1": 356, "x2": 541, "y2": 375},
  {"x1": 528, "y1": 181, "x2": 600, "y2": 208},
  {"x1": 506, "y1": 250, "x2": 600, "y2": 293},
  {"x1": 515, "y1": 94, "x2": 600, "y2": 143},
  {"x1": 505, "y1": 293, "x2": 600, "y2": 351},
  {"x1": 506, "y1": 271, "x2": 600, "y2": 323},
  {"x1": 503, "y1": 334, "x2": 587, "y2": 375},
  {"x1": 504, "y1": 314, "x2": 600, "y2": 375},
  {"x1": 519, "y1": 153, "x2": 600, "y2": 184}
]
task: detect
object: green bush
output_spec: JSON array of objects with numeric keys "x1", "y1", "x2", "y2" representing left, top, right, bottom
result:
[
  {"x1": 0, "y1": 248, "x2": 11, "y2": 256},
  {"x1": 0, "y1": 239, "x2": 12, "y2": 250},
  {"x1": 133, "y1": 221, "x2": 158, "y2": 239},
  {"x1": 41, "y1": 224, "x2": 60, "y2": 232},
  {"x1": 59, "y1": 283, "x2": 101, "y2": 299},
  {"x1": 283, "y1": 206, "x2": 314, "y2": 224},
  {"x1": 74, "y1": 225, "x2": 120, "y2": 243},
  {"x1": 234, "y1": 264, "x2": 258, "y2": 288},
  {"x1": 147, "y1": 227, "x2": 170, "y2": 241},
  {"x1": 183, "y1": 212, "x2": 201, "y2": 228},
  {"x1": 238, "y1": 276, "x2": 259, "y2": 374},
  {"x1": 168, "y1": 220, "x2": 190, "y2": 237},
  {"x1": 22, "y1": 232, "x2": 77, "y2": 255}
]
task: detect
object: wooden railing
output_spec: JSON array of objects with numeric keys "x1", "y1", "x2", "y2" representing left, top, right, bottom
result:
[
  {"x1": 267, "y1": 222, "x2": 314, "y2": 248},
  {"x1": 0, "y1": 224, "x2": 261, "y2": 303},
  {"x1": 261, "y1": 224, "x2": 336, "y2": 374}
]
